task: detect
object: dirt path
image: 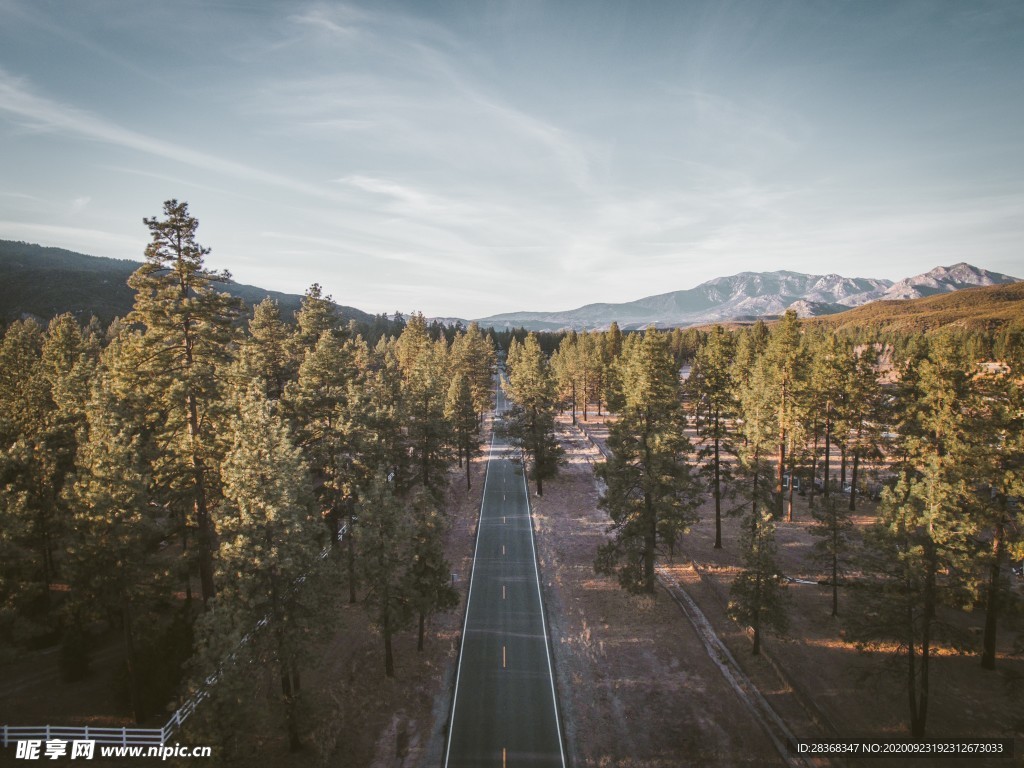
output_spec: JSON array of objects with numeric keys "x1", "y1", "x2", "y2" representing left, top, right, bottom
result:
[{"x1": 531, "y1": 417, "x2": 788, "y2": 767}]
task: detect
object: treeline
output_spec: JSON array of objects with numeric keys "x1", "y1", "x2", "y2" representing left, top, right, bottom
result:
[
  {"x1": 497, "y1": 315, "x2": 1023, "y2": 740},
  {"x1": 0, "y1": 201, "x2": 496, "y2": 753}
]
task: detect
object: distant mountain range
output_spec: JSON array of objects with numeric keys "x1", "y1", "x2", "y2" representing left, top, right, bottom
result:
[
  {"x1": 474, "y1": 263, "x2": 1022, "y2": 331},
  {"x1": 813, "y1": 281, "x2": 1024, "y2": 334},
  {"x1": 0, "y1": 240, "x2": 373, "y2": 325},
  {"x1": 2, "y1": 239, "x2": 1020, "y2": 333}
]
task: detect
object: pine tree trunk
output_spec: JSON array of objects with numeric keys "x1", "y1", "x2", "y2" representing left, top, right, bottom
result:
[
  {"x1": 907, "y1": 619, "x2": 921, "y2": 739},
  {"x1": 786, "y1": 444, "x2": 795, "y2": 523},
  {"x1": 644, "y1": 436, "x2": 656, "y2": 593},
  {"x1": 644, "y1": 499, "x2": 656, "y2": 594},
  {"x1": 181, "y1": 511, "x2": 193, "y2": 604},
  {"x1": 347, "y1": 512, "x2": 357, "y2": 604},
  {"x1": 122, "y1": 596, "x2": 144, "y2": 724},
  {"x1": 981, "y1": 521, "x2": 1004, "y2": 670},
  {"x1": 713, "y1": 417, "x2": 722, "y2": 550},
  {"x1": 849, "y1": 450, "x2": 860, "y2": 512},
  {"x1": 281, "y1": 665, "x2": 301, "y2": 752},
  {"x1": 418, "y1": 611, "x2": 426, "y2": 652},
  {"x1": 776, "y1": 428, "x2": 786, "y2": 519},
  {"x1": 465, "y1": 446, "x2": 472, "y2": 490},
  {"x1": 809, "y1": 418, "x2": 819, "y2": 509},
  {"x1": 582, "y1": 371, "x2": 588, "y2": 422},
  {"x1": 823, "y1": 408, "x2": 832, "y2": 501},
  {"x1": 384, "y1": 610, "x2": 395, "y2": 678},
  {"x1": 186, "y1": 388, "x2": 216, "y2": 603},
  {"x1": 752, "y1": 567, "x2": 763, "y2": 656},
  {"x1": 831, "y1": 519, "x2": 839, "y2": 617},
  {"x1": 840, "y1": 443, "x2": 847, "y2": 490},
  {"x1": 916, "y1": 545, "x2": 936, "y2": 739}
]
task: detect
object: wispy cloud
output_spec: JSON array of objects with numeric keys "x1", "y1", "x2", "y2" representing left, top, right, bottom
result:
[
  {"x1": 0, "y1": 220, "x2": 139, "y2": 252},
  {"x1": 0, "y1": 68, "x2": 344, "y2": 203}
]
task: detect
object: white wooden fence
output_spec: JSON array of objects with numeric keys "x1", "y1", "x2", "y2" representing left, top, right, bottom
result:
[{"x1": 2, "y1": 534, "x2": 343, "y2": 749}]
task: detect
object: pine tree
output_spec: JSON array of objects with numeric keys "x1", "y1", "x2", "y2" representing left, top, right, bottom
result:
[
  {"x1": 285, "y1": 330, "x2": 357, "y2": 543},
  {"x1": 446, "y1": 372, "x2": 482, "y2": 490},
  {"x1": 761, "y1": 311, "x2": 805, "y2": 519},
  {"x1": 124, "y1": 200, "x2": 242, "y2": 603},
  {"x1": 808, "y1": 494, "x2": 853, "y2": 617},
  {"x1": 689, "y1": 325, "x2": 737, "y2": 549},
  {"x1": 401, "y1": 332, "x2": 454, "y2": 500},
  {"x1": 850, "y1": 463, "x2": 974, "y2": 739},
  {"x1": 336, "y1": 337, "x2": 407, "y2": 603},
  {"x1": 290, "y1": 283, "x2": 341, "y2": 357},
  {"x1": 577, "y1": 331, "x2": 600, "y2": 421},
  {"x1": 355, "y1": 471, "x2": 414, "y2": 678},
  {"x1": 0, "y1": 318, "x2": 76, "y2": 626},
  {"x1": 66, "y1": 374, "x2": 165, "y2": 722},
  {"x1": 235, "y1": 298, "x2": 295, "y2": 400},
  {"x1": 450, "y1": 322, "x2": 497, "y2": 420},
  {"x1": 844, "y1": 343, "x2": 885, "y2": 512},
  {"x1": 551, "y1": 334, "x2": 581, "y2": 424},
  {"x1": 595, "y1": 329, "x2": 702, "y2": 593},
  {"x1": 850, "y1": 337, "x2": 977, "y2": 738},
  {"x1": 728, "y1": 504, "x2": 788, "y2": 655},
  {"x1": 964, "y1": 349, "x2": 1023, "y2": 670},
  {"x1": 214, "y1": 385, "x2": 323, "y2": 751},
  {"x1": 404, "y1": 493, "x2": 458, "y2": 651},
  {"x1": 502, "y1": 334, "x2": 563, "y2": 495}
]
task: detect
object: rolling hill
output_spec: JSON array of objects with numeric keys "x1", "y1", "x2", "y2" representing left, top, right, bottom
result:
[
  {"x1": 0, "y1": 240, "x2": 373, "y2": 325},
  {"x1": 811, "y1": 281, "x2": 1024, "y2": 334}
]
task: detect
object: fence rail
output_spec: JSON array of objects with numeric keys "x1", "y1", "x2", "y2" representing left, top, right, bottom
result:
[
  {"x1": 3, "y1": 533, "x2": 345, "y2": 750},
  {"x1": 2, "y1": 725, "x2": 164, "y2": 747}
]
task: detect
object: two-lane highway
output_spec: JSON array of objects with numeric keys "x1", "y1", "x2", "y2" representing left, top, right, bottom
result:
[{"x1": 445, "y1": 376, "x2": 566, "y2": 768}]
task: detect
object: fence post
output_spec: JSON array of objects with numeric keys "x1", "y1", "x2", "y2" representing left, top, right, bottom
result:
[
  {"x1": 3, "y1": 724, "x2": 7, "y2": 747},
  {"x1": 45, "y1": 724, "x2": 50, "y2": 742},
  {"x1": 122, "y1": 728, "x2": 127, "y2": 747},
  {"x1": 84, "y1": 725, "x2": 89, "y2": 743}
]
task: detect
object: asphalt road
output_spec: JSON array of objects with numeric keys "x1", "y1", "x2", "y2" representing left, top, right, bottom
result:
[{"x1": 445, "y1": 377, "x2": 566, "y2": 768}]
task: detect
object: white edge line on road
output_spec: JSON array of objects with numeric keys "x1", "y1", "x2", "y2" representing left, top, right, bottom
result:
[
  {"x1": 522, "y1": 445, "x2": 569, "y2": 768},
  {"x1": 443, "y1": 375, "x2": 500, "y2": 768}
]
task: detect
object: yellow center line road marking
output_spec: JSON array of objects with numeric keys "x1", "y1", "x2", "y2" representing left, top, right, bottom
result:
[
  {"x1": 503, "y1": 645, "x2": 506, "y2": 668},
  {"x1": 502, "y1": 584, "x2": 506, "y2": 600},
  {"x1": 503, "y1": 747, "x2": 507, "y2": 768},
  {"x1": 502, "y1": 544, "x2": 505, "y2": 556}
]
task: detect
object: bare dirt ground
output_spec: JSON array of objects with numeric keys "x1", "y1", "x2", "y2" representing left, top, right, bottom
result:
[
  {"x1": 564, "y1": 412, "x2": 1024, "y2": 768},
  {"x1": 531, "y1": 414, "x2": 787, "y2": 767}
]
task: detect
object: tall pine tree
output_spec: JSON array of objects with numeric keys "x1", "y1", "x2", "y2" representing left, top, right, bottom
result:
[
  {"x1": 124, "y1": 200, "x2": 242, "y2": 603},
  {"x1": 595, "y1": 329, "x2": 702, "y2": 593}
]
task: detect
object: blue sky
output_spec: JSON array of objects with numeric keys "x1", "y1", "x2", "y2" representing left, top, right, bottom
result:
[{"x1": 1, "y1": 1, "x2": 1022, "y2": 318}]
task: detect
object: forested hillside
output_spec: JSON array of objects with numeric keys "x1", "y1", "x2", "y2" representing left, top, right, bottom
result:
[
  {"x1": 0, "y1": 239, "x2": 373, "y2": 326},
  {"x1": 0, "y1": 202, "x2": 497, "y2": 757},
  {"x1": 814, "y1": 281, "x2": 1024, "y2": 334}
]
